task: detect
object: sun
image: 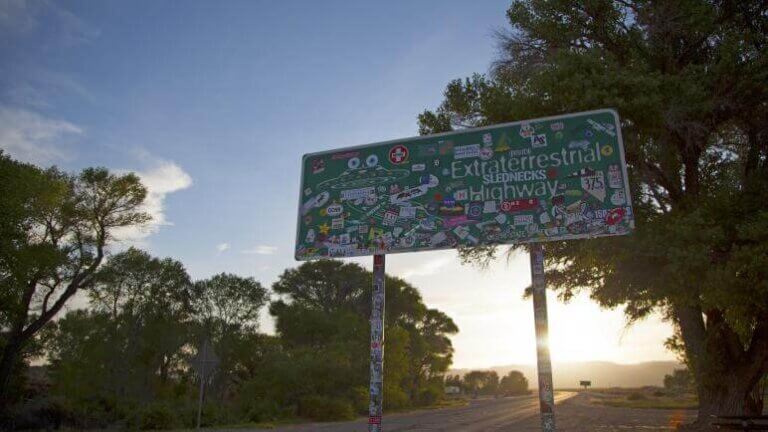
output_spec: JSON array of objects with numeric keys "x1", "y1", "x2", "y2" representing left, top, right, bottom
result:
[{"x1": 546, "y1": 293, "x2": 624, "y2": 363}]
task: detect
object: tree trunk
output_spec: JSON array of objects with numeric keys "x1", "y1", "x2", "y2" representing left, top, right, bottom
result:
[
  {"x1": 690, "y1": 374, "x2": 760, "y2": 431},
  {"x1": 0, "y1": 334, "x2": 23, "y2": 408},
  {"x1": 675, "y1": 304, "x2": 768, "y2": 430}
]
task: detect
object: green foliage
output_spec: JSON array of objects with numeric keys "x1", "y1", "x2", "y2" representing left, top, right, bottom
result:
[
  {"x1": 136, "y1": 402, "x2": 178, "y2": 430},
  {"x1": 192, "y1": 273, "x2": 268, "y2": 332},
  {"x1": 0, "y1": 152, "x2": 150, "y2": 403},
  {"x1": 42, "y1": 259, "x2": 280, "y2": 425},
  {"x1": 270, "y1": 260, "x2": 458, "y2": 410},
  {"x1": 31, "y1": 256, "x2": 458, "y2": 429},
  {"x1": 349, "y1": 386, "x2": 369, "y2": 414},
  {"x1": 420, "y1": 0, "x2": 768, "y2": 420},
  {"x1": 3, "y1": 159, "x2": 459, "y2": 427},
  {"x1": 298, "y1": 396, "x2": 355, "y2": 421},
  {"x1": 664, "y1": 369, "x2": 694, "y2": 394},
  {"x1": 463, "y1": 370, "x2": 500, "y2": 395},
  {"x1": 416, "y1": 380, "x2": 445, "y2": 406},
  {"x1": 382, "y1": 384, "x2": 410, "y2": 410},
  {"x1": 499, "y1": 370, "x2": 529, "y2": 396},
  {"x1": 189, "y1": 273, "x2": 269, "y2": 401}
]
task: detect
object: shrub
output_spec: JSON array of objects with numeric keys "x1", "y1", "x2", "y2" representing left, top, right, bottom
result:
[
  {"x1": 350, "y1": 386, "x2": 369, "y2": 414},
  {"x1": 298, "y1": 396, "x2": 355, "y2": 421},
  {"x1": 1, "y1": 397, "x2": 68, "y2": 431},
  {"x1": 627, "y1": 392, "x2": 647, "y2": 401},
  {"x1": 418, "y1": 386, "x2": 443, "y2": 406},
  {"x1": 138, "y1": 402, "x2": 177, "y2": 430},
  {"x1": 200, "y1": 402, "x2": 237, "y2": 427},
  {"x1": 242, "y1": 399, "x2": 284, "y2": 423},
  {"x1": 58, "y1": 396, "x2": 117, "y2": 429},
  {"x1": 383, "y1": 386, "x2": 409, "y2": 410}
]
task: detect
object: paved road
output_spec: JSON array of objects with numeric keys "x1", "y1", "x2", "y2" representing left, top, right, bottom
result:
[{"x1": 241, "y1": 392, "x2": 575, "y2": 432}]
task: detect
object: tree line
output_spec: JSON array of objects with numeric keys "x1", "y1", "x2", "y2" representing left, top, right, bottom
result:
[
  {"x1": 445, "y1": 370, "x2": 529, "y2": 397},
  {"x1": 0, "y1": 152, "x2": 458, "y2": 429}
]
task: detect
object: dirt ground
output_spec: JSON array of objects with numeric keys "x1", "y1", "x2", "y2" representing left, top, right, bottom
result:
[
  {"x1": 225, "y1": 392, "x2": 697, "y2": 432},
  {"x1": 514, "y1": 392, "x2": 696, "y2": 431}
]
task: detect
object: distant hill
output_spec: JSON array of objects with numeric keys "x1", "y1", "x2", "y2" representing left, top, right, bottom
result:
[{"x1": 449, "y1": 361, "x2": 684, "y2": 389}]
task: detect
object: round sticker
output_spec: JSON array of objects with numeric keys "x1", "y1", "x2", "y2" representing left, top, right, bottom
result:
[
  {"x1": 601, "y1": 145, "x2": 614, "y2": 157},
  {"x1": 366, "y1": 154, "x2": 379, "y2": 167},
  {"x1": 605, "y1": 208, "x2": 625, "y2": 225},
  {"x1": 388, "y1": 145, "x2": 409, "y2": 164},
  {"x1": 546, "y1": 167, "x2": 558, "y2": 179},
  {"x1": 348, "y1": 157, "x2": 361, "y2": 169}
]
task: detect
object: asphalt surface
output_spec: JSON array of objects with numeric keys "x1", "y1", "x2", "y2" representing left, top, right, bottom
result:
[{"x1": 240, "y1": 392, "x2": 576, "y2": 432}]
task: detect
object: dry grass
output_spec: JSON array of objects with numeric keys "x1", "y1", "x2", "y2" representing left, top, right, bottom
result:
[{"x1": 587, "y1": 387, "x2": 698, "y2": 410}]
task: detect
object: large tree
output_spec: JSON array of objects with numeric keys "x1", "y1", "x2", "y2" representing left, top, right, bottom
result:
[
  {"x1": 270, "y1": 260, "x2": 458, "y2": 409},
  {"x1": 463, "y1": 370, "x2": 500, "y2": 396},
  {"x1": 88, "y1": 248, "x2": 194, "y2": 391},
  {"x1": 499, "y1": 370, "x2": 529, "y2": 396},
  {"x1": 0, "y1": 152, "x2": 150, "y2": 404},
  {"x1": 190, "y1": 273, "x2": 268, "y2": 399},
  {"x1": 419, "y1": 1, "x2": 767, "y2": 427}
]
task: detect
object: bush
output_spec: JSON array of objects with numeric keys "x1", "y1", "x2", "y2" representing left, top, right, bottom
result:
[
  {"x1": 383, "y1": 385, "x2": 409, "y2": 410},
  {"x1": 627, "y1": 392, "x2": 647, "y2": 401},
  {"x1": 298, "y1": 396, "x2": 355, "y2": 421},
  {"x1": 58, "y1": 396, "x2": 117, "y2": 429},
  {"x1": 350, "y1": 386, "x2": 369, "y2": 414},
  {"x1": 1, "y1": 397, "x2": 68, "y2": 431},
  {"x1": 200, "y1": 402, "x2": 237, "y2": 427},
  {"x1": 242, "y1": 399, "x2": 285, "y2": 423},
  {"x1": 418, "y1": 386, "x2": 443, "y2": 406},
  {"x1": 138, "y1": 402, "x2": 178, "y2": 430}
]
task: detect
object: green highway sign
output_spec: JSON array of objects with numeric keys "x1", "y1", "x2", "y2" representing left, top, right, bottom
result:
[{"x1": 295, "y1": 109, "x2": 634, "y2": 260}]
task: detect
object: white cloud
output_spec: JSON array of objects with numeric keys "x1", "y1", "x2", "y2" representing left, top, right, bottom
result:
[
  {"x1": 0, "y1": 105, "x2": 82, "y2": 165},
  {"x1": 113, "y1": 160, "x2": 193, "y2": 243},
  {"x1": 0, "y1": 106, "x2": 192, "y2": 245},
  {"x1": 216, "y1": 243, "x2": 230, "y2": 253},
  {"x1": 242, "y1": 245, "x2": 277, "y2": 255}
]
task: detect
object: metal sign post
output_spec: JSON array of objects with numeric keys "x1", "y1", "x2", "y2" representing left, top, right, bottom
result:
[
  {"x1": 197, "y1": 361, "x2": 206, "y2": 430},
  {"x1": 190, "y1": 339, "x2": 219, "y2": 430},
  {"x1": 530, "y1": 243, "x2": 555, "y2": 431},
  {"x1": 368, "y1": 254, "x2": 386, "y2": 431}
]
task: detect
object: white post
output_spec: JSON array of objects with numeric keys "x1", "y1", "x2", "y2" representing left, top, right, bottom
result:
[
  {"x1": 368, "y1": 254, "x2": 386, "y2": 431},
  {"x1": 530, "y1": 243, "x2": 556, "y2": 431}
]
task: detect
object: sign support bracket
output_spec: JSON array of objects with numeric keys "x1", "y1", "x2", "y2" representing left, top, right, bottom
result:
[
  {"x1": 530, "y1": 243, "x2": 556, "y2": 431},
  {"x1": 368, "y1": 254, "x2": 386, "y2": 431}
]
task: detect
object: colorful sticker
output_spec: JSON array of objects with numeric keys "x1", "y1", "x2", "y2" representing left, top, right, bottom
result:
[
  {"x1": 389, "y1": 145, "x2": 409, "y2": 164},
  {"x1": 296, "y1": 110, "x2": 634, "y2": 260}
]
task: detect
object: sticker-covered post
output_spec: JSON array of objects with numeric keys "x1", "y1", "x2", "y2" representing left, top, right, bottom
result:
[
  {"x1": 368, "y1": 254, "x2": 386, "y2": 431},
  {"x1": 530, "y1": 243, "x2": 555, "y2": 431}
]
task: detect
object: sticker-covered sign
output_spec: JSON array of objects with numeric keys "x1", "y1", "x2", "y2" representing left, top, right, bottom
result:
[{"x1": 295, "y1": 109, "x2": 634, "y2": 260}]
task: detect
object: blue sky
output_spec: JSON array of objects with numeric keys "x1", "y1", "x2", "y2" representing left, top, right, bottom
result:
[{"x1": 0, "y1": 0, "x2": 676, "y2": 369}]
